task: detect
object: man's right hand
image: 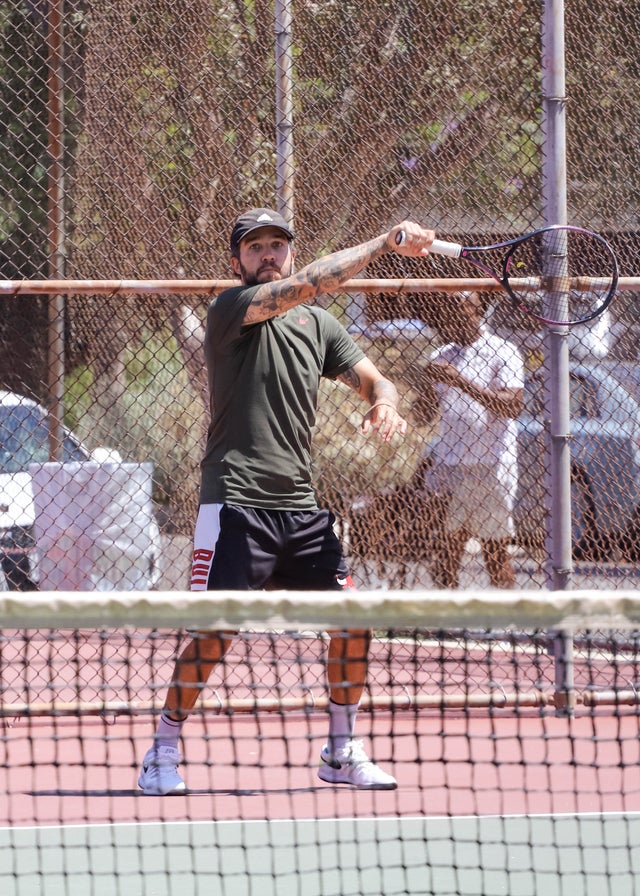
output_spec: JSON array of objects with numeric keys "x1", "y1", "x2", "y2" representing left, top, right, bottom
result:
[{"x1": 388, "y1": 221, "x2": 435, "y2": 257}]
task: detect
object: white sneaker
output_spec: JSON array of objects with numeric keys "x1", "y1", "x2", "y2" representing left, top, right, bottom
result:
[
  {"x1": 318, "y1": 739, "x2": 397, "y2": 790},
  {"x1": 138, "y1": 744, "x2": 186, "y2": 795}
]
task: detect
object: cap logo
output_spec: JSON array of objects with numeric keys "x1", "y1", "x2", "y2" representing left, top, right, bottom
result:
[{"x1": 257, "y1": 213, "x2": 274, "y2": 223}]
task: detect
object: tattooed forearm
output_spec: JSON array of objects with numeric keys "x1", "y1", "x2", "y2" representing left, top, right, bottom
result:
[
  {"x1": 302, "y1": 237, "x2": 389, "y2": 294},
  {"x1": 336, "y1": 367, "x2": 362, "y2": 393},
  {"x1": 369, "y1": 379, "x2": 399, "y2": 409},
  {"x1": 244, "y1": 235, "x2": 389, "y2": 324},
  {"x1": 337, "y1": 370, "x2": 399, "y2": 408},
  {"x1": 243, "y1": 282, "x2": 306, "y2": 325}
]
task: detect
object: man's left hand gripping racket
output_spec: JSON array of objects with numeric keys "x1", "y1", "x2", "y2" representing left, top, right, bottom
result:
[{"x1": 396, "y1": 224, "x2": 618, "y2": 327}]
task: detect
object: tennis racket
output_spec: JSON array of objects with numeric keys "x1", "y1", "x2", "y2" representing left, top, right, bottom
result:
[{"x1": 396, "y1": 224, "x2": 618, "y2": 326}]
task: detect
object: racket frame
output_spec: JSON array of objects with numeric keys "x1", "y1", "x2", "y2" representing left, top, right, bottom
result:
[{"x1": 398, "y1": 224, "x2": 618, "y2": 326}]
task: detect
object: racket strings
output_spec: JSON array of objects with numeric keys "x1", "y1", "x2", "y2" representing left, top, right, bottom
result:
[{"x1": 505, "y1": 228, "x2": 617, "y2": 325}]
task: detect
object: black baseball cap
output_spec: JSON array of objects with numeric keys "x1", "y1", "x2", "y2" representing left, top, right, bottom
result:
[{"x1": 230, "y1": 208, "x2": 295, "y2": 252}]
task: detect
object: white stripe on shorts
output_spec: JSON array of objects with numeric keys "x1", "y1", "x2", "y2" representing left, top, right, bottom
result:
[{"x1": 190, "y1": 503, "x2": 223, "y2": 591}]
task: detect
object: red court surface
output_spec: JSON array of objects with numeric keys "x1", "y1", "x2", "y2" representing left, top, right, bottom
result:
[
  {"x1": 2, "y1": 708, "x2": 640, "y2": 827},
  {"x1": 2, "y1": 628, "x2": 640, "y2": 895}
]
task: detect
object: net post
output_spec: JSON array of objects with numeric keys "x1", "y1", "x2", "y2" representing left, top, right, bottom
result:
[{"x1": 548, "y1": 627, "x2": 575, "y2": 716}]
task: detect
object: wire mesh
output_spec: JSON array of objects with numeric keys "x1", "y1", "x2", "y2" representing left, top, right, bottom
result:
[{"x1": 0, "y1": 1, "x2": 639, "y2": 591}]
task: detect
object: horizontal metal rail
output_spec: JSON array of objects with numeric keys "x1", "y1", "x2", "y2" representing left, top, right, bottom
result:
[
  {"x1": 1, "y1": 277, "x2": 639, "y2": 296},
  {"x1": 2, "y1": 686, "x2": 638, "y2": 722}
]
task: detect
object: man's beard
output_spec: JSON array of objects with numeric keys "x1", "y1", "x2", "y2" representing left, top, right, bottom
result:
[{"x1": 238, "y1": 260, "x2": 291, "y2": 286}]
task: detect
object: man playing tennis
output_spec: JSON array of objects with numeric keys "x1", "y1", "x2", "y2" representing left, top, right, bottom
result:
[{"x1": 138, "y1": 207, "x2": 435, "y2": 795}]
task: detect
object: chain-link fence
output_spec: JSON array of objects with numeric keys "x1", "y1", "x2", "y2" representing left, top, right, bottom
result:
[{"x1": 0, "y1": 0, "x2": 639, "y2": 592}]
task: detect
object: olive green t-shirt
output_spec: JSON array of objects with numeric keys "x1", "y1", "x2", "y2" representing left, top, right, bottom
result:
[{"x1": 199, "y1": 285, "x2": 365, "y2": 509}]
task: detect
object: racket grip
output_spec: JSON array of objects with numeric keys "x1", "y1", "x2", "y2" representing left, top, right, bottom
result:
[
  {"x1": 429, "y1": 238, "x2": 463, "y2": 258},
  {"x1": 394, "y1": 231, "x2": 462, "y2": 258}
]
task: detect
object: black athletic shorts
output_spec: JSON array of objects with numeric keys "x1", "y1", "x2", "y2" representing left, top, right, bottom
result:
[{"x1": 190, "y1": 503, "x2": 353, "y2": 591}]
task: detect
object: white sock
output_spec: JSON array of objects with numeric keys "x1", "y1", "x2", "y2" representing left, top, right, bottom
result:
[
  {"x1": 154, "y1": 712, "x2": 183, "y2": 749},
  {"x1": 328, "y1": 699, "x2": 358, "y2": 753}
]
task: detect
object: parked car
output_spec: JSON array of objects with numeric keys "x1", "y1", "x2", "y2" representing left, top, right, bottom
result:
[
  {"x1": 599, "y1": 359, "x2": 640, "y2": 397},
  {"x1": 514, "y1": 364, "x2": 640, "y2": 559},
  {"x1": 0, "y1": 390, "x2": 160, "y2": 590}
]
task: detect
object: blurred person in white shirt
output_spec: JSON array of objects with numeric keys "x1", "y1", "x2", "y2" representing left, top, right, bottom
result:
[{"x1": 420, "y1": 291, "x2": 524, "y2": 589}]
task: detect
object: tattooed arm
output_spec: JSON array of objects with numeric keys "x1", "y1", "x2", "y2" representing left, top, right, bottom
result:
[
  {"x1": 242, "y1": 221, "x2": 435, "y2": 325},
  {"x1": 337, "y1": 358, "x2": 408, "y2": 443}
]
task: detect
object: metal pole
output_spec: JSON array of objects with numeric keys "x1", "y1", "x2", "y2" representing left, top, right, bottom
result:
[
  {"x1": 46, "y1": 0, "x2": 66, "y2": 461},
  {"x1": 541, "y1": 0, "x2": 572, "y2": 591},
  {"x1": 274, "y1": 0, "x2": 295, "y2": 227},
  {"x1": 542, "y1": 0, "x2": 574, "y2": 716},
  {"x1": 551, "y1": 628, "x2": 576, "y2": 716}
]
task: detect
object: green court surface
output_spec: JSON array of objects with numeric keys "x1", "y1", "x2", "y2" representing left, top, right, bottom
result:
[{"x1": 2, "y1": 813, "x2": 639, "y2": 896}]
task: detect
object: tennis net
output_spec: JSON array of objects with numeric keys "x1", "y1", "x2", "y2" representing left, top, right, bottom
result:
[{"x1": 1, "y1": 589, "x2": 640, "y2": 896}]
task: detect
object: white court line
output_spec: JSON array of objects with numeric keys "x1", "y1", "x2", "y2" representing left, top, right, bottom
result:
[{"x1": 3, "y1": 806, "x2": 640, "y2": 835}]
